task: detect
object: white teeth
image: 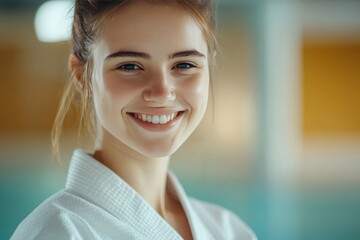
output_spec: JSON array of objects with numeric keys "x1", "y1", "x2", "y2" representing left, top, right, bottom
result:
[
  {"x1": 134, "y1": 112, "x2": 180, "y2": 124},
  {"x1": 152, "y1": 116, "x2": 160, "y2": 124},
  {"x1": 160, "y1": 115, "x2": 167, "y2": 124}
]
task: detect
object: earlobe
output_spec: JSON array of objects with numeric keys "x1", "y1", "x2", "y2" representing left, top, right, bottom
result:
[{"x1": 69, "y1": 54, "x2": 84, "y2": 91}]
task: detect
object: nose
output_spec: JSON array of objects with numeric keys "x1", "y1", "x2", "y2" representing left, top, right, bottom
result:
[{"x1": 143, "y1": 70, "x2": 176, "y2": 103}]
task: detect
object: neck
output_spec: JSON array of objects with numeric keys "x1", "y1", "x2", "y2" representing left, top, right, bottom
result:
[{"x1": 92, "y1": 131, "x2": 171, "y2": 215}]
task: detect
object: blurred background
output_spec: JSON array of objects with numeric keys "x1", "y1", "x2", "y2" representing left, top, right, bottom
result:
[{"x1": 1, "y1": 0, "x2": 360, "y2": 239}]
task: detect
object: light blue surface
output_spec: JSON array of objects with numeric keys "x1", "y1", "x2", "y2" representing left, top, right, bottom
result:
[{"x1": 2, "y1": 169, "x2": 360, "y2": 240}]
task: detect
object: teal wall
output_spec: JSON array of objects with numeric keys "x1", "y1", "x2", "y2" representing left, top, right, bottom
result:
[{"x1": 2, "y1": 169, "x2": 360, "y2": 240}]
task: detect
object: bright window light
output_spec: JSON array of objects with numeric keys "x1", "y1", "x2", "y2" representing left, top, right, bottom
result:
[{"x1": 34, "y1": 0, "x2": 73, "y2": 43}]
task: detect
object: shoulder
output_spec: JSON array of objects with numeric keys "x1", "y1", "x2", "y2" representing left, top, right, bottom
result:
[
  {"x1": 188, "y1": 198, "x2": 258, "y2": 240},
  {"x1": 11, "y1": 190, "x2": 100, "y2": 240}
]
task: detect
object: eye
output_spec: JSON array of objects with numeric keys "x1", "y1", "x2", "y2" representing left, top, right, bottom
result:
[
  {"x1": 173, "y1": 62, "x2": 196, "y2": 70},
  {"x1": 117, "y1": 63, "x2": 143, "y2": 71}
]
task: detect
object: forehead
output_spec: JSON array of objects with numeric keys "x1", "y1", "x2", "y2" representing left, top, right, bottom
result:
[{"x1": 95, "y1": 1, "x2": 207, "y2": 57}]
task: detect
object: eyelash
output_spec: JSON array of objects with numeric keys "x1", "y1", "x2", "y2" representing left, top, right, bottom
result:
[
  {"x1": 172, "y1": 62, "x2": 197, "y2": 70},
  {"x1": 117, "y1": 63, "x2": 143, "y2": 71},
  {"x1": 116, "y1": 62, "x2": 197, "y2": 72}
]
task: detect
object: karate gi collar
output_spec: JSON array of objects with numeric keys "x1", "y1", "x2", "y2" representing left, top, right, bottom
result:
[{"x1": 65, "y1": 149, "x2": 208, "y2": 240}]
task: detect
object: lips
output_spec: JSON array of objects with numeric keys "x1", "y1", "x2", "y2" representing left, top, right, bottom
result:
[
  {"x1": 128, "y1": 111, "x2": 185, "y2": 130},
  {"x1": 132, "y1": 112, "x2": 178, "y2": 124}
]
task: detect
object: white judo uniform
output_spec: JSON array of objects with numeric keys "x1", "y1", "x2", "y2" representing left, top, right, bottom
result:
[{"x1": 11, "y1": 149, "x2": 257, "y2": 240}]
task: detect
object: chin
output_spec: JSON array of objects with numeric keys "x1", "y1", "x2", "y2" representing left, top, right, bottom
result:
[{"x1": 136, "y1": 142, "x2": 181, "y2": 158}]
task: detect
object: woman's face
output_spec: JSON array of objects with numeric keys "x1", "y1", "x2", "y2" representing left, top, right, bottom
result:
[{"x1": 91, "y1": 2, "x2": 209, "y2": 157}]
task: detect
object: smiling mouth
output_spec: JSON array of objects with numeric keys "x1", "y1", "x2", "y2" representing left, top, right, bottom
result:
[{"x1": 127, "y1": 111, "x2": 185, "y2": 125}]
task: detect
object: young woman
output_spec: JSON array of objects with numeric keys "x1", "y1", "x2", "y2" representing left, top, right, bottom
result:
[{"x1": 12, "y1": 0, "x2": 257, "y2": 239}]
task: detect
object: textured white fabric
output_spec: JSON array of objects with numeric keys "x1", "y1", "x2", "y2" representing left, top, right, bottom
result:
[{"x1": 11, "y1": 149, "x2": 257, "y2": 240}]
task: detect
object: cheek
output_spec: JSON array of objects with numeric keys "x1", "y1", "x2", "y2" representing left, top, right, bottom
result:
[
  {"x1": 98, "y1": 73, "x2": 145, "y2": 105},
  {"x1": 92, "y1": 74, "x2": 144, "y2": 126},
  {"x1": 179, "y1": 72, "x2": 209, "y2": 109}
]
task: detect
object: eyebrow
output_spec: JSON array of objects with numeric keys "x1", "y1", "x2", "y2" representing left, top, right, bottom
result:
[
  {"x1": 170, "y1": 50, "x2": 206, "y2": 59},
  {"x1": 105, "y1": 51, "x2": 150, "y2": 60},
  {"x1": 105, "y1": 49, "x2": 205, "y2": 60}
]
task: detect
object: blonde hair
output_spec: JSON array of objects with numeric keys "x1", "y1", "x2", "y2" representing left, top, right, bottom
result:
[{"x1": 52, "y1": 0, "x2": 217, "y2": 161}]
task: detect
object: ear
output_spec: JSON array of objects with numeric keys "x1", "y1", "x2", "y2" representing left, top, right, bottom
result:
[{"x1": 69, "y1": 54, "x2": 84, "y2": 91}]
